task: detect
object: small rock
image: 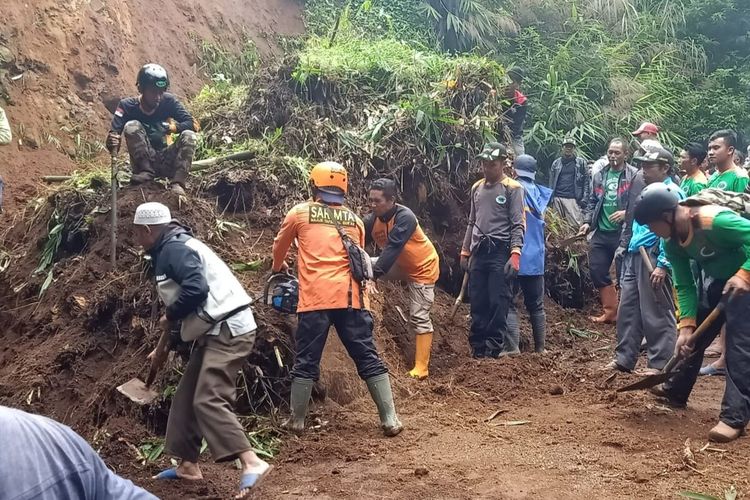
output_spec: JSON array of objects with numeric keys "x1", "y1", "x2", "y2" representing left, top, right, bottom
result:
[
  {"x1": 549, "y1": 385, "x2": 564, "y2": 396},
  {"x1": 0, "y1": 46, "x2": 12, "y2": 65},
  {"x1": 414, "y1": 467, "x2": 429, "y2": 477},
  {"x1": 331, "y1": 468, "x2": 340, "y2": 475}
]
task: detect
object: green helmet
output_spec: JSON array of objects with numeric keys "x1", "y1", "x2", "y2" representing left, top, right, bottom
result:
[
  {"x1": 634, "y1": 182, "x2": 680, "y2": 225},
  {"x1": 136, "y1": 64, "x2": 169, "y2": 91}
]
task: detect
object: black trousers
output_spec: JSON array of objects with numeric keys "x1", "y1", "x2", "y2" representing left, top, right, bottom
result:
[
  {"x1": 291, "y1": 308, "x2": 387, "y2": 381},
  {"x1": 664, "y1": 281, "x2": 750, "y2": 428},
  {"x1": 589, "y1": 229, "x2": 621, "y2": 288},
  {"x1": 468, "y1": 239, "x2": 511, "y2": 356}
]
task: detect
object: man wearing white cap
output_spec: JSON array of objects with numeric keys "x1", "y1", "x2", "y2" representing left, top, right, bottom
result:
[
  {"x1": 632, "y1": 122, "x2": 662, "y2": 156},
  {"x1": 132, "y1": 202, "x2": 272, "y2": 498}
]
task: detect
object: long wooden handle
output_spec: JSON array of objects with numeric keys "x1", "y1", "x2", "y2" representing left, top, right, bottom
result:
[
  {"x1": 639, "y1": 246, "x2": 654, "y2": 273},
  {"x1": 110, "y1": 154, "x2": 118, "y2": 270},
  {"x1": 665, "y1": 303, "x2": 726, "y2": 372},
  {"x1": 449, "y1": 272, "x2": 470, "y2": 320},
  {"x1": 145, "y1": 328, "x2": 172, "y2": 387}
]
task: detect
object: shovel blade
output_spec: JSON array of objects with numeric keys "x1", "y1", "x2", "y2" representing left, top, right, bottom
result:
[
  {"x1": 616, "y1": 371, "x2": 674, "y2": 392},
  {"x1": 116, "y1": 378, "x2": 159, "y2": 405}
]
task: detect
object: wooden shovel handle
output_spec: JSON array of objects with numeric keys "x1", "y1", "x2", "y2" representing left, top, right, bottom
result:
[
  {"x1": 449, "y1": 271, "x2": 470, "y2": 321},
  {"x1": 638, "y1": 246, "x2": 655, "y2": 273},
  {"x1": 145, "y1": 327, "x2": 172, "y2": 387},
  {"x1": 664, "y1": 302, "x2": 727, "y2": 373}
]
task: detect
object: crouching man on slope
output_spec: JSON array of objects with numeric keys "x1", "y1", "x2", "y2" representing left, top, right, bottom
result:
[
  {"x1": 133, "y1": 202, "x2": 271, "y2": 498},
  {"x1": 272, "y1": 161, "x2": 403, "y2": 437}
]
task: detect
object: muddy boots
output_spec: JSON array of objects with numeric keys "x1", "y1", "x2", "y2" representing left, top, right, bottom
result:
[
  {"x1": 501, "y1": 308, "x2": 521, "y2": 357},
  {"x1": 365, "y1": 373, "x2": 403, "y2": 437},
  {"x1": 282, "y1": 378, "x2": 313, "y2": 435},
  {"x1": 408, "y1": 333, "x2": 432, "y2": 380},
  {"x1": 530, "y1": 310, "x2": 546, "y2": 353},
  {"x1": 590, "y1": 284, "x2": 618, "y2": 324}
]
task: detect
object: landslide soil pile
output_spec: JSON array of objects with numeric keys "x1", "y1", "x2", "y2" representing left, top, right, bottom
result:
[{"x1": 0, "y1": 0, "x2": 303, "y2": 213}]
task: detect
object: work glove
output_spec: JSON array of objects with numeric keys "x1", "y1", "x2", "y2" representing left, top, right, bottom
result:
[
  {"x1": 105, "y1": 132, "x2": 120, "y2": 154},
  {"x1": 162, "y1": 120, "x2": 178, "y2": 134},
  {"x1": 504, "y1": 253, "x2": 520, "y2": 279},
  {"x1": 614, "y1": 246, "x2": 626, "y2": 260},
  {"x1": 460, "y1": 255, "x2": 470, "y2": 272}
]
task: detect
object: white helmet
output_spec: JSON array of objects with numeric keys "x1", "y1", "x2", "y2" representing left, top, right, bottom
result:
[{"x1": 133, "y1": 202, "x2": 172, "y2": 225}]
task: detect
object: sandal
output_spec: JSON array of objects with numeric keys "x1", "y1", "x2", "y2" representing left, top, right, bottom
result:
[
  {"x1": 699, "y1": 364, "x2": 726, "y2": 377},
  {"x1": 153, "y1": 467, "x2": 180, "y2": 480},
  {"x1": 236, "y1": 465, "x2": 274, "y2": 499}
]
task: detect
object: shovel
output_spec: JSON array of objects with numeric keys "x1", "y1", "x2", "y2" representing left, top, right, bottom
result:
[
  {"x1": 616, "y1": 302, "x2": 725, "y2": 392},
  {"x1": 117, "y1": 327, "x2": 171, "y2": 405}
]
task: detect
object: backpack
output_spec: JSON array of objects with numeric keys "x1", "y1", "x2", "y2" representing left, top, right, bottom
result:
[{"x1": 681, "y1": 188, "x2": 750, "y2": 216}]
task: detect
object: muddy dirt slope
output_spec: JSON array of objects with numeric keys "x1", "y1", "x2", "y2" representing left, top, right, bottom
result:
[{"x1": 0, "y1": 0, "x2": 303, "y2": 212}]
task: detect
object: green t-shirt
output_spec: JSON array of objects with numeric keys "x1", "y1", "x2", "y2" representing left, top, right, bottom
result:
[
  {"x1": 707, "y1": 167, "x2": 749, "y2": 193},
  {"x1": 664, "y1": 206, "x2": 750, "y2": 324},
  {"x1": 680, "y1": 171, "x2": 708, "y2": 198},
  {"x1": 597, "y1": 169, "x2": 621, "y2": 232}
]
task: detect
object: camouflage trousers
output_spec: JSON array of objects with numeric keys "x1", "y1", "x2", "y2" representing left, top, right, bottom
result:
[{"x1": 123, "y1": 120, "x2": 197, "y2": 186}]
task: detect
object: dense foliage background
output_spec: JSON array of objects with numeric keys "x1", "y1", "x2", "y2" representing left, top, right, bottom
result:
[{"x1": 303, "y1": 0, "x2": 750, "y2": 177}]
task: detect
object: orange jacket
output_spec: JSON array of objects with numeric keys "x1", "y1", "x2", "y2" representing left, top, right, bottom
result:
[
  {"x1": 272, "y1": 201, "x2": 368, "y2": 312},
  {"x1": 364, "y1": 204, "x2": 439, "y2": 284}
]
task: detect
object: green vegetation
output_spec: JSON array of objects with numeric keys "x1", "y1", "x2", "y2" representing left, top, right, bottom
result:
[{"x1": 297, "y1": 0, "x2": 750, "y2": 175}]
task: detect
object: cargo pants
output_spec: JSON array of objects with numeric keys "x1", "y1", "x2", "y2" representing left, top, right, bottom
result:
[{"x1": 123, "y1": 120, "x2": 197, "y2": 186}]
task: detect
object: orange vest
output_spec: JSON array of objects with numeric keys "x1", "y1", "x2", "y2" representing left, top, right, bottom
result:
[{"x1": 370, "y1": 213, "x2": 439, "y2": 284}]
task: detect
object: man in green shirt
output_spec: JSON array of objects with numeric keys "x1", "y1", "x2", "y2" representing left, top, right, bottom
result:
[
  {"x1": 707, "y1": 130, "x2": 748, "y2": 193},
  {"x1": 635, "y1": 183, "x2": 750, "y2": 443},
  {"x1": 579, "y1": 139, "x2": 637, "y2": 323},
  {"x1": 679, "y1": 142, "x2": 708, "y2": 197}
]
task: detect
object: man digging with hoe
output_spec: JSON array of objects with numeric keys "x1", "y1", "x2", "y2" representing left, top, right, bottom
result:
[{"x1": 131, "y1": 202, "x2": 272, "y2": 498}]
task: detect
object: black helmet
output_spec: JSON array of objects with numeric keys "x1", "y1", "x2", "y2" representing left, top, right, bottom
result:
[
  {"x1": 634, "y1": 182, "x2": 680, "y2": 225},
  {"x1": 136, "y1": 64, "x2": 169, "y2": 91}
]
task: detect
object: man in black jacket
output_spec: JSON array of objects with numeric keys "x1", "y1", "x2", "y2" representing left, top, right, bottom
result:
[
  {"x1": 578, "y1": 139, "x2": 637, "y2": 323},
  {"x1": 549, "y1": 136, "x2": 590, "y2": 226},
  {"x1": 106, "y1": 64, "x2": 199, "y2": 195},
  {"x1": 132, "y1": 202, "x2": 271, "y2": 498}
]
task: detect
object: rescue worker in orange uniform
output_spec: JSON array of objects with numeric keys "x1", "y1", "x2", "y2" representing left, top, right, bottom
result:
[
  {"x1": 364, "y1": 178, "x2": 440, "y2": 380},
  {"x1": 272, "y1": 161, "x2": 403, "y2": 437}
]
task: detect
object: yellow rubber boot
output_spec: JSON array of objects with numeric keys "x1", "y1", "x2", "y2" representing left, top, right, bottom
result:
[{"x1": 408, "y1": 332, "x2": 433, "y2": 380}]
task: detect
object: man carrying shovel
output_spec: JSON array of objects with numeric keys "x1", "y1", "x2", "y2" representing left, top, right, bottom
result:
[
  {"x1": 131, "y1": 202, "x2": 272, "y2": 498},
  {"x1": 603, "y1": 148, "x2": 683, "y2": 374},
  {"x1": 364, "y1": 178, "x2": 440, "y2": 379},
  {"x1": 635, "y1": 183, "x2": 750, "y2": 443}
]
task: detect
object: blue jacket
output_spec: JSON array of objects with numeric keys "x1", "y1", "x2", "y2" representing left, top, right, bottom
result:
[
  {"x1": 627, "y1": 177, "x2": 685, "y2": 269},
  {"x1": 517, "y1": 177, "x2": 552, "y2": 276}
]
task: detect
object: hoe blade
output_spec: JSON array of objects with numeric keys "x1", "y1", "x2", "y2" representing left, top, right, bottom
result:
[{"x1": 116, "y1": 378, "x2": 159, "y2": 405}]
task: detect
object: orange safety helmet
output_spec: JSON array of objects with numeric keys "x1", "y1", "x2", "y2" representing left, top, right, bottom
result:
[{"x1": 310, "y1": 161, "x2": 348, "y2": 203}]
